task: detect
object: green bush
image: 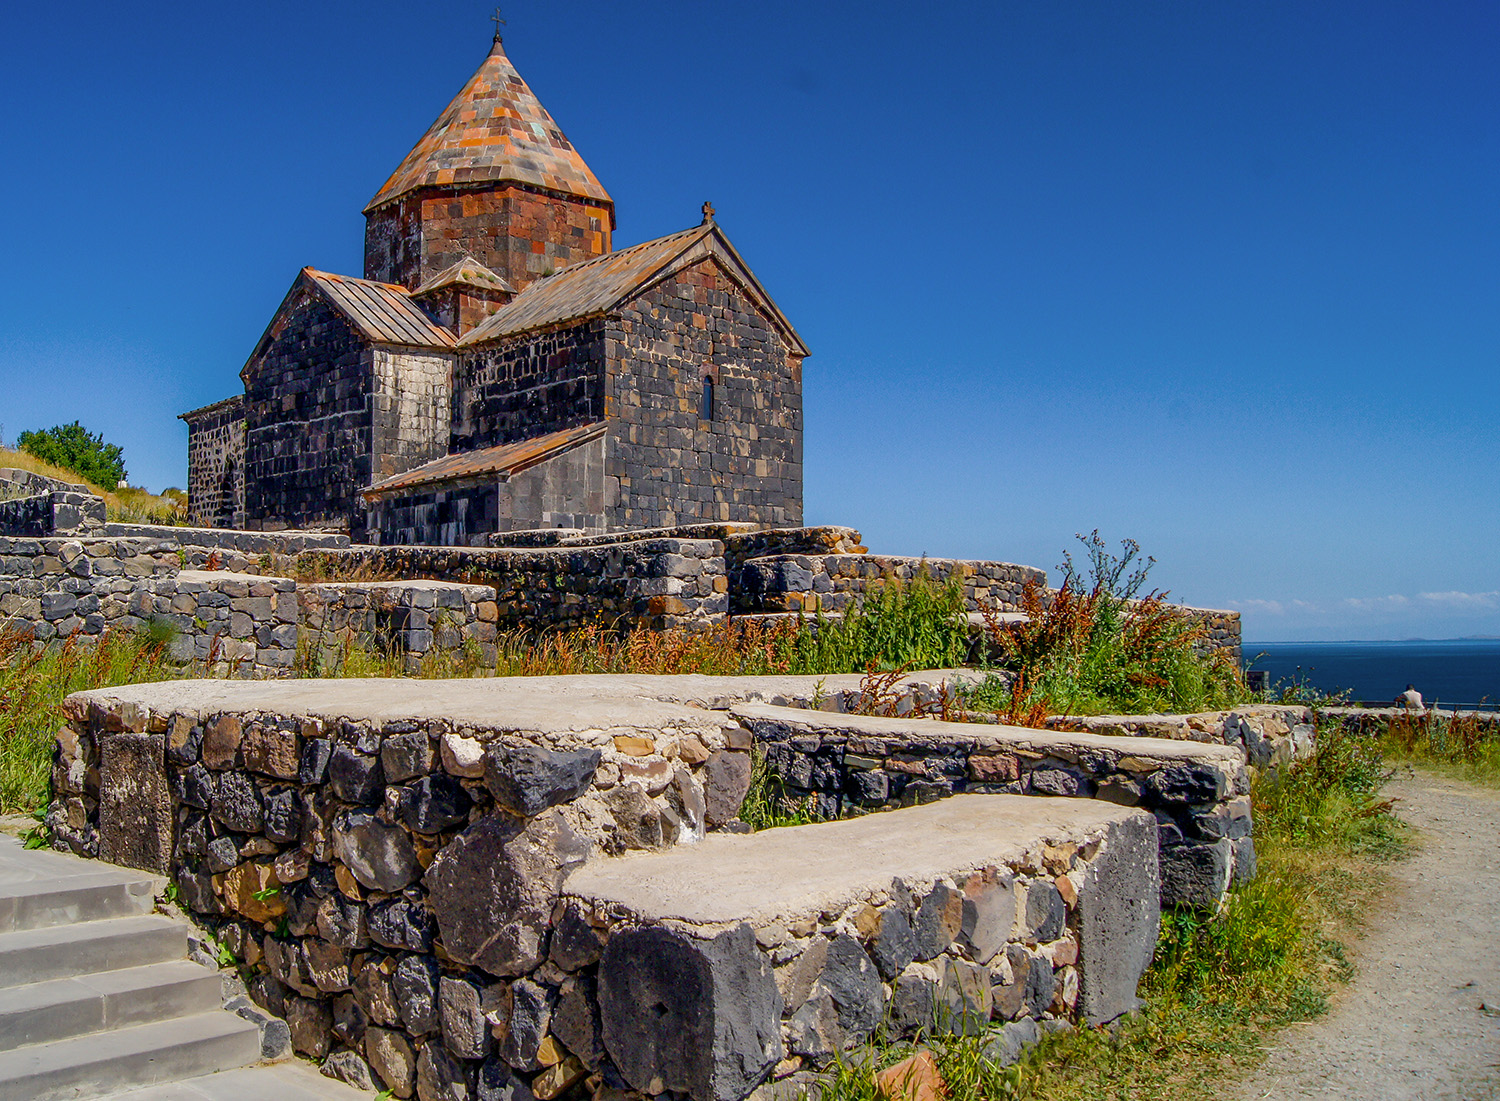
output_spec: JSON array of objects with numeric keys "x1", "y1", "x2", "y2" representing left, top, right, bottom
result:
[{"x1": 16, "y1": 422, "x2": 127, "y2": 491}]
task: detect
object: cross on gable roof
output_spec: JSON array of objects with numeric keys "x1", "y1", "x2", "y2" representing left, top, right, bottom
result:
[{"x1": 459, "y1": 221, "x2": 809, "y2": 356}]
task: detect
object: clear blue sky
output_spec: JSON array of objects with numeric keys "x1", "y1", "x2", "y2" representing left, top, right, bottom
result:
[{"x1": 1, "y1": 2, "x2": 1495, "y2": 642}]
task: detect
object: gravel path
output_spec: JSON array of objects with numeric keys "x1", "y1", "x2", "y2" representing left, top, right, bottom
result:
[{"x1": 1232, "y1": 771, "x2": 1500, "y2": 1100}]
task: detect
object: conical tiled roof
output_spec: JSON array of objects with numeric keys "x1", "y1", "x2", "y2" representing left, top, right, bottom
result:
[{"x1": 365, "y1": 39, "x2": 612, "y2": 214}]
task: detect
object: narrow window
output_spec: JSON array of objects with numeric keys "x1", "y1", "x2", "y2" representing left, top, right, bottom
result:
[{"x1": 701, "y1": 376, "x2": 714, "y2": 422}]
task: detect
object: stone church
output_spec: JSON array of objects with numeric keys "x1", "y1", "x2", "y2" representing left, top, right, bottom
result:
[{"x1": 182, "y1": 31, "x2": 806, "y2": 544}]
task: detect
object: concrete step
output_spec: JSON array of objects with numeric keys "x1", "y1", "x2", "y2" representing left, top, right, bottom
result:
[
  {"x1": 0, "y1": 961, "x2": 222, "y2": 1050},
  {"x1": 0, "y1": 869, "x2": 159, "y2": 935},
  {"x1": 98, "y1": 1060, "x2": 375, "y2": 1100},
  {"x1": 0, "y1": 1011, "x2": 261, "y2": 1101},
  {"x1": 0, "y1": 915, "x2": 187, "y2": 989}
]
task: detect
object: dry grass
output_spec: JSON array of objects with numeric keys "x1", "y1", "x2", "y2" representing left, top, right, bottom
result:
[
  {"x1": 0, "y1": 445, "x2": 186, "y2": 525},
  {"x1": 1381, "y1": 708, "x2": 1500, "y2": 786}
]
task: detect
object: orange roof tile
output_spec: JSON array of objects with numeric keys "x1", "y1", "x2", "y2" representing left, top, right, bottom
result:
[{"x1": 365, "y1": 39, "x2": 612, "y2": 215}]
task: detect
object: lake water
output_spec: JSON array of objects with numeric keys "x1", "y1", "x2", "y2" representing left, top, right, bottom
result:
[{"x1": 1245, "y1": 639, "x2": 1500, "y2": 709}]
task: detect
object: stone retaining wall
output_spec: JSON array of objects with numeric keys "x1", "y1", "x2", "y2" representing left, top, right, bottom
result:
[
  {"x1": 294, "y1": 538, "x2": 729, "y2": 632},
  {"x1": 730, "y1": 553, "x2": 1046, "y2": 615},
  {"x1": 735, "y1": 703, "x2": 1252, "y2": 912},
  {"x1": 51, "y1": 678, "x2": 1171, "y2": 1101},
  {"x1": 298, "y1": 580, "x2": 500, "y2": 671}
]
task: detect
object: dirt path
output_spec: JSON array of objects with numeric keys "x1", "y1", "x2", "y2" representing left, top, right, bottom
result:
[{"x1": 1231, "y1": 771, "x2": 1500, "y2": 1101}]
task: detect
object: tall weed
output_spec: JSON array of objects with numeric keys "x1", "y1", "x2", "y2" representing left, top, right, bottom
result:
[
  {"x1": 977, "y1": 532, "x2": 1249, "y2": 720},
  {"x1": 0, "y1": 629, "x2": 179, "y2": 813}
]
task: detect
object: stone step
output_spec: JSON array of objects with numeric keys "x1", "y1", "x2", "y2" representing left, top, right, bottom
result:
[
  {"x1": 0, "y1": 1011, "x2": 261, "y2": 1101},
  {"x1": 0, "y1": 869, "x2": 160, "y2": 935},
  {"x1": 0, "y1": 914, "x2": 187, "y2": 989},
  {"x1": 0, "y1": 960, "x2": 222, "y2": 1051}
]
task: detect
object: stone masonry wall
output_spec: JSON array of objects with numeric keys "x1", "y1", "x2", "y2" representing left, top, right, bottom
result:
[
  {"x1": 605, "y1": 257, "x2": 802, "y2": 530},
  {"x1": 732, "y1": 553, "x2": 1046, "y2": 615},
  {"x1": 450, "y1": 320, "x2": 608, "y2": 454},
  {"x1": 181, "y1": 397, "x2": 247, "y2": 528},
  {"x1": 365, "y1": 186, "x2": 612, "y2": 294},
  {"x1": 1044, "y1": 705, "x2": 1316, "y2": 773},
  {"x1": 49, "y1": 682, "x2": 747, "y2": 1097},
  {"x1": 51, "y1": 680, "x2": 1170, "y2": 1101},
  {"x1": 242, "y1": 287, "x2": 374, "y2": 534},
  {"x1": 0, "y1": 489, "x2": 106, "y2": 539},
  {"x1": 298, "y1": 580, "x2": 500, "y2": 672},
  {"x1": 296, "y1": 537, "x2": 729, "y2": 632}
]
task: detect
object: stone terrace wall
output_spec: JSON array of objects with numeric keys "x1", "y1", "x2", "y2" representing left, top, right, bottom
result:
[
  {"x1": 736, "y1": 703, "x2": 1252, "y2": 912},
  {"x1": 49, "y1": 680, "x2": 751, "y2": 1095},
  {"x1": 298, "y1": 580, "x2": 499, "y2": 671},
  {"x1": 52, "y1": 678, "x2": 1169, "y2": 1101},
  {"x1": 295, "y1": 538, "x2": 729, "y2": 632}
]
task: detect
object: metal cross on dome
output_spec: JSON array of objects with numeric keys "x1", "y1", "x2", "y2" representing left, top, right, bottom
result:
[{"x1": 491, "y1": 7, "x2": 506, "y2": 41}]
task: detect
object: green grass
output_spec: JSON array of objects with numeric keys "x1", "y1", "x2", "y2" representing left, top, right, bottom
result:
[
  {"x1": 0, "y1": 629, "x2": 182, "y2": 813},
  {"x1": 811, "y1": 724, "x2": 1409, "y2": 1101}
]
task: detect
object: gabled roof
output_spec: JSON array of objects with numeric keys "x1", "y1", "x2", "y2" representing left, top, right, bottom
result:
[
  {"x1": 413, "y1": 257, "x2": 516, "y2": 298},
  {"x1": 241, "y1": 269, "x2": 455, "y2": 383},
  {"x1": 459, "y1": 221, "x2": 810, "y2": 356},
  {"x1": 364, "y1": 421, "x2": 607, "y2": 499},
  {"x1": 365, "y1": 39, "x2": 612, "y2": 216},
  {"x1": 179, "y1": 394, "x2": 244, "y2": 423}
]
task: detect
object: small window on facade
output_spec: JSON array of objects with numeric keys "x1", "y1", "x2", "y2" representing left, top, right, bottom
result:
[{"x1": 701, "y1": 376, "x2": 714, "y2": 422}]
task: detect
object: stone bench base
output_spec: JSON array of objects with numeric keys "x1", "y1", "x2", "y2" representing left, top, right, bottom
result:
[{"x1": 565, "y1": 795, "x2": 1159, "y2": 1101}]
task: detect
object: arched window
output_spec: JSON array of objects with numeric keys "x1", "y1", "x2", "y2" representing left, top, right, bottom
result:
[{"x1": 701, "y1": 375, "x2": 714, "y2": 422}]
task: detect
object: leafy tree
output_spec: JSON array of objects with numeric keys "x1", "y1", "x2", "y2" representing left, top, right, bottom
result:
[{"x1": 16, "y1": 422, "x2": 127, "y2": 491}]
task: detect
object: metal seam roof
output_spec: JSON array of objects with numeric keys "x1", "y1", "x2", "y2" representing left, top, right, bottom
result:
[
  {"x1": 303, "y1": 269, "x2": 456, "y2": 349},
  {"x1": 364, "y1": 421, "x2": 607, "y2": 498}
]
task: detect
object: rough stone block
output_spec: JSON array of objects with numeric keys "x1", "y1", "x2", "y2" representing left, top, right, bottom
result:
[
  {"x1": 98, "y1": 733, "x2": 173, "y2": 873},
  {"x1": 425, "y1": 810, "x2": 590, "y2": 977},
  {"x1": 1077, "y1": 812, "x2": 1160, "y2": 1024},
  {"x1": 599, "y1": 922, "x2": 783, "y2": 1101},
  {"x1": 484, "y1": 742, "x2": 600, "y2": 817}
]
